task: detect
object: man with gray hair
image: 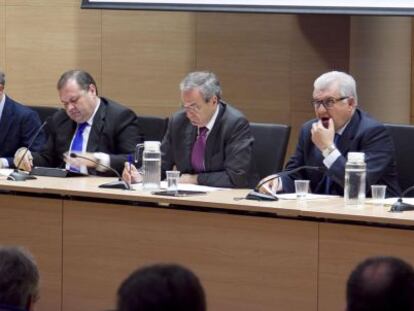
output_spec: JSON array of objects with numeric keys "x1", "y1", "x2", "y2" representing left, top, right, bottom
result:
[
  {"x1": 0, "y1": 246, "x2": 39, "y2": 311},
  {"x1": 123, "y1": 71, "x2": 256, "y2": 187},
  {"x1": 260, "y1": 71, "x2": 400, "y2": 196},
  {"x1": 0, "y1": 70, "x2": 46, "y2": 168}
]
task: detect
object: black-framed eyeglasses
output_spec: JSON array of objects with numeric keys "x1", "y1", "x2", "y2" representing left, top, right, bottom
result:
[{"x1": 311, "y1": 96, "x2": 349, "y2": 109}]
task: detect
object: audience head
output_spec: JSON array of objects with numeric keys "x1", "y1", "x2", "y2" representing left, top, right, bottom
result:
[
  {"x1": 346, "y1": 256, "x2": 414, "y2": 311},
  {"x1": 0, "y1": 246, "x2": 39, "y2": 311},
  {"x1": 57, "y1": 69, "x2": 99, "y2": 123},
  {"x1": 179, "y1": 71, "x2": 221, "y2": 128},
  {"x1": 117, "y1": 263, "x2": 206, "y2": 311},
  {"x1": 312, "y1": 71, "x2": 357, "y2": 130}
]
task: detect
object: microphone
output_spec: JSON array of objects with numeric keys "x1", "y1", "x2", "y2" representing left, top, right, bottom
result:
[
  {"x1": 69, "y1": 153, "x2": 131, "y2": 190},
  {"x1": 8, "y1": 119, "x2": 48, "y2": 181},
  {"x1": 390, "y1": 185, "x2": 414, "y2": 212},
  {"x1": 246, "y1": 166, "x2": 325, "y2": 201}
]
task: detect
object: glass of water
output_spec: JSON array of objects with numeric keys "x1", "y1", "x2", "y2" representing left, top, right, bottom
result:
[{"x1": 166, "y1": 171, "x2": 180, "y2": 192}]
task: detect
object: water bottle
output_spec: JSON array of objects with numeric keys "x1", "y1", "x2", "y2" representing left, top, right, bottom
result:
[
  {"x1": 136, "y1": 141, "x2": 161, "y2": 190},
  {"x1": 344, "y1": 152, "x2": 366, "y2": 206}
]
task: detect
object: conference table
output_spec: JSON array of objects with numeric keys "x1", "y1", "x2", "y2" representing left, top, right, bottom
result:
[{"x1": 0, "y1": 174, "x2": 413, "y2": 311}]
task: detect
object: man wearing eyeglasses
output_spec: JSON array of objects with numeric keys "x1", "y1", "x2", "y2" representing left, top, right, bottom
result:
[
  {"x1": 260, "y1": 71, "x2": 400, "y2": 196},
  {"x1": 123, "y1": 71, "x2": 256, "y2": 188},
  {"x1": 14, "y1": 69, "x2": 141, "y2": 175}
]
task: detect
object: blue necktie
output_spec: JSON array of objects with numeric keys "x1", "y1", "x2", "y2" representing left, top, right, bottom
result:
[
  {"x1": 69, "y1": 122, "x2": 88, "y2": 172},
  {"x1": 325, "y1": 133, "x2": 340, "y2": 194}
]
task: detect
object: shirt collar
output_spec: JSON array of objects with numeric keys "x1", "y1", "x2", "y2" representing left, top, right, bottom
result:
[
  {"x1": 204, "y1": 103, "x2": 220, "y2": 132},
  {"x1": 85, "y1": 98, "x2": 101, "y2": 126},
  {"x1": 0, "y1": 94, "x2": 6, "y2": 120}
]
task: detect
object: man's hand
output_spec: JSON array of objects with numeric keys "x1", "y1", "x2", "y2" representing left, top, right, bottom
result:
[
  {"x1": 259, "y1": 177, "x2": 280, "y2": 195},
  {"x1": 64, "y1": 152, "x2": 98, "y2": 168},
  {"x1": 311, "y1": 118, "x2": 335, "y2": 151},
  {"x1": 14, "y1": 147, "x2": 33, "y2": 171},
  {"x1": 179, "y1": 174, "x2": 198, "y2": 185},
  {"x1": 122, "y1": 162, "x2": 142, "y2": 185}
]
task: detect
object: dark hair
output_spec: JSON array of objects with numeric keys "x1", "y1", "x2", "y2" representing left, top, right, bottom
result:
[
  {"x1": 346, "y1": 256, "x2": 414, "y2": 311},
  {"x1": 117, "y1": 263, "x2": 206, "y2": 311},
  {"x1": 0, "y1": 246, "x2": 39, "y2": 308},
  {"x1": 57, "y1": 69, "x2": 98, "y2": 95}
]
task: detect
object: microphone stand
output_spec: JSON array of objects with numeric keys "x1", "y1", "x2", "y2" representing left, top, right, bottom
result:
[
  {"x1": 390, "y1": 185, "x2": 414, "y2": 212},
  {"x1": 69, "y1": 153, "x2": 131, "y2": 190},
  {"x1": 245, "y1": 166, "x2": 324, "y2": 201}
]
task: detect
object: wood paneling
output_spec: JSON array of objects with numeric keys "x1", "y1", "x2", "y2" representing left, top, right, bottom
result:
[
  {"x1": 102, "y1": 10, "x2": 196, "y2": 117},
  {"x1": 63, "y1": 200, "x2": 318, "y2": 311},
  {"x1": 5, "y1": 0, "x2": 78, "y2": 6},
  {"x1": 196, "y1": 13, "x2": 291, "y2": 124},
  {"x1": 0, "y1": 195, "x2": 62, "y2": 311},
  {"x1": 4, "y1": 5, "x2": 101, "y2": 106},
  {"x1": 319, "y1": 223, "x2": 414, "y2": 311},
  {"x1": 0, "y1": 1, "x2": 4, "y2": 70}
]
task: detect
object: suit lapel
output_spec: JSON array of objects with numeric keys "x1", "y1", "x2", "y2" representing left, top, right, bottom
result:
[
  {"x1": 204, "y1": 102, "x2": 225, "y2": 169},
  {"x1": 336, "y1": 109, "x2": 361, "y2": 155},
  {"x1": 0, "y1": 97, "x2": 14, "y2": 148},
  {"x1": 86, "y1": 101, "x2": 106, "y2": 153},
  {"x1": 184, "y1": 122, "x2": 197, "y2": 170}
]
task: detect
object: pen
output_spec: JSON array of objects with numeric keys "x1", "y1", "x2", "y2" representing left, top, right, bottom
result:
[{"x1": 127, "y1": 154, "x2": 133, "y2": 174}]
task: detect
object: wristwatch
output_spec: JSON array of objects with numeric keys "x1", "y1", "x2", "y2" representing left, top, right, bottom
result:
[{"x1": 322, "y1": 144, "x2": 337, "y2": 158}]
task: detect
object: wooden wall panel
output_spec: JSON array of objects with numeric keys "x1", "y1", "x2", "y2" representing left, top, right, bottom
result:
[
  {"x1": 196, "y1": 13, "x2": 291, "y2": 125},
  {"x1": 0, "y1": 195, "x2": 62, "y2": 311},
  {"x1": 63, "y1": 201, "x2": 318, "y2": 311},
  {"x1": 102, "y1": 10, "x2": 196, "y2": 117},
  {"x1": 4, "y1": 4, "x2": 101, "y2": 106},
  {"x1": 0, "y1": 1, "x2": 4, "y2": 70},
  {"x1": 5, "y1": 0, "x2": 78, "y2": 6},
  {"x1": 319, "y1": 223, "x2": 414, "y2": 311}
]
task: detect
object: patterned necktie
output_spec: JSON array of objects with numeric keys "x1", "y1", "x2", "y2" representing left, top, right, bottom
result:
[
  {"x1": 191, "y1": 127, "x2": 208, "y2": 173},
  {"x1": 69, "y1": 122, "x2": 88, "y2": 172},
  {"x1": 325, "y1": 133, "x2": 340, "y2": 194}
]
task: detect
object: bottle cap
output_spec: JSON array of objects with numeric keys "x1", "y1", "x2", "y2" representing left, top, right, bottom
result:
[
  {"x1": 347, "y1": 152, "x2": 365, "y2": 162},
  {"x1": 144, "y1": 141, "x2": 161, "y2": 152}
]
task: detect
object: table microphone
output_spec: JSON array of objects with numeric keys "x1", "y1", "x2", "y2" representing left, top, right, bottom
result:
[
  {"x1": 69, "y1": 153, "x2": 131, "y2": 190},
  {"x1": 390, "y1": 185, "x2": 414, "y2": 212},
  {"x1": 245, "y1": 166, "x2": 325, "y2": 201},
  {"x1": 8, "y1": 119, "x2": 48, "y2": 181}
]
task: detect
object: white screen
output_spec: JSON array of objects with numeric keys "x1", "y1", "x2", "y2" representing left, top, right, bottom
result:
[{"x1": 82, "y1": 0, "x2": 414, "y2": 15}]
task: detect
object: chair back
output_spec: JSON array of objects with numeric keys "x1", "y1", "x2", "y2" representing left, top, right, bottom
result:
[
  {"x1": 137, "y1": 115, "x2": 168, "y2": 142},
  {"x1": 30, "y1": 106, "x2": 60, "y2": 123},
  {"x1": 250, "y1": 122, "x2": 290, "y2": 179},
  {"x1": 384, "y1": 123, "x2": 414, "y2": 193}
]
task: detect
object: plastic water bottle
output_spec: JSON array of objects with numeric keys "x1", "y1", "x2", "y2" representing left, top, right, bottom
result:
[
  {"x1": 141, "y1": 141, "x2": 161, "y2": 190},
  {"x1": 344, "y1": 152, "x2": 366, "y2": 206}
]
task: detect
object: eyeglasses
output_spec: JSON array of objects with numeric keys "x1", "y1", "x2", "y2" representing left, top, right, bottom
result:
[{"x1": 311, "y1": 96, "x2": 349, "y2": 109}]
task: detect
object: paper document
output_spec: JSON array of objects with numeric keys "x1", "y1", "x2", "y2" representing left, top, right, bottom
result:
[
  {"x1": 132, "y1": 181, "x2": 226, "y2": 192},
  {"x1": 276, "y1": 193, "x2": 340, "y2": 200},
  {"x1": 0, "y1": 169, "x2": 14, "y2": 177}
]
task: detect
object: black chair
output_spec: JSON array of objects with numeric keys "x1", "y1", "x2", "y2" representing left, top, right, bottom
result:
[
  {"x1": 384, "y1": 123, "x2": 414, "y2": 193},
  {"x1": 30, "y1": 105, "x2": 60, "y2": 123},
  {"x1": 250, "y1": 122, "x2": 291, "y2": 180},
  {"x1": 137, "y1": 115, "x2": 168, "y2": 142}
]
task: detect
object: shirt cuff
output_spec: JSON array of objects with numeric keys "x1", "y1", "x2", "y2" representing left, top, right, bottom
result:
[
  {"x1": 323, "y1": 149, "x2": 341, "y2": 169},
  {"x1": 93, "y1": 153, "x2": 110, "y2": 172},
  {"x1": 0, "y1": 158, "x2": 9, "y2": 168}
]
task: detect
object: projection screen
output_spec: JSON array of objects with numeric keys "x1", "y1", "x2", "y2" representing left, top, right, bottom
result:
[{"x1": 81, "y1": 0, "x2": 414, "y2": 15}]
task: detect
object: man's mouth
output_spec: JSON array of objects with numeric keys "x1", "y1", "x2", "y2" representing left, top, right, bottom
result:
[{"x1": 320, "y1": 117, "x2": 330, "y2": 129}]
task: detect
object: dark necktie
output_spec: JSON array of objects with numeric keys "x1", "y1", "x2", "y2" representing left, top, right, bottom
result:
[
  {"x1": 325, "y1": 133, "x2": 340, "y2": 194},
  {"x1": 69, "y1": 122, "x2": 88, "y2": 172},
  {"x1": 191, "y1": 127, "x2": 208, "y2": 173}
]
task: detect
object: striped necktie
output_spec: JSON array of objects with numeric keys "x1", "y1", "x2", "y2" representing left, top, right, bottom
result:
[{"x1": 191, "y1": 127, "x2": 208, "y2": 173}]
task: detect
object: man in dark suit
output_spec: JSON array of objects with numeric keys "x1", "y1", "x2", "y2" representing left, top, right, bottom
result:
[
  {"x1": 260, "y1": 71, "x2": 400, "y2": 197},
  {"x1": 123, "y1": 71, "x2": 255, "y2": 188},
  {"x1": 14, "y1": 69, "x2": 140, "y2": 175},
  {"x1": 0, "y1": 70, "x2": 45, "y2": 168}
]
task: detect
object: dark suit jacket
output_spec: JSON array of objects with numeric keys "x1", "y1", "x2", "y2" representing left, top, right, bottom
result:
[
  {"x1": 32, "y1": 97, "x2": 141, "y2": 175},
  {"x1": 282, "y1": 108, "x2": 401, "y2": 197},
  {"x1": 0, "y1": 96, "x2": 46, "y2": 167},
  {"x1": 161, "y1": 101, "x2": 256, "y2": 188}
]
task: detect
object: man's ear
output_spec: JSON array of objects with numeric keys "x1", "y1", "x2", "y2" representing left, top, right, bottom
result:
[{"x1": 0, "y1": 84, "x2": 4, "y2": 93}]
